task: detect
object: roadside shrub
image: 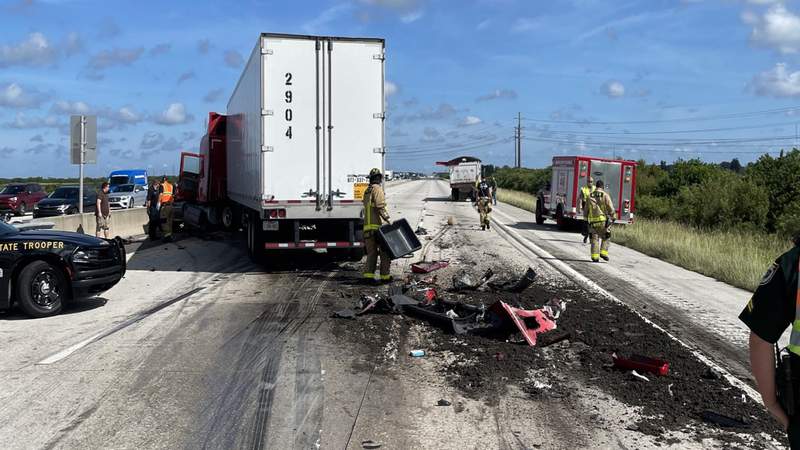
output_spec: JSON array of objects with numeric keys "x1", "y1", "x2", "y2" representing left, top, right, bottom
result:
[
  {"x1": 635, "y1": 194, "x2": 673, "y2": 220},
  {"x1": 747, "y1": 150, "x2": 800, "y2": 232},
  {"x1": 673, "y1": 171, "x2": 768, "y2": 229}
]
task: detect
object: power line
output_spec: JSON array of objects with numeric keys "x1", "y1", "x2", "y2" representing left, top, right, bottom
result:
[
  {"x1": 528, "y1": 120, "x2": 800, "y2": 136},
  {"x1": 520, "y1": 105, "x2": 800, "y2": 125}
]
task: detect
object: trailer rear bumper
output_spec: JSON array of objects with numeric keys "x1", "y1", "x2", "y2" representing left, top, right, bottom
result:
[{"x1": 265, "y1": 241, "x2": 364, "y2": 249}]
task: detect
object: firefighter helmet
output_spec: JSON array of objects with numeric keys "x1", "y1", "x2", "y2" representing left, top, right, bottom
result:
[{"x1": 369, "y1": 168, "x2": 382, "y2": 178}]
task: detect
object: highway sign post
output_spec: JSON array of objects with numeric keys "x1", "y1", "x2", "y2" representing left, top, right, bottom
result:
[{"x1": 70, "y1": 115, "x2": 97, "y2": 215}]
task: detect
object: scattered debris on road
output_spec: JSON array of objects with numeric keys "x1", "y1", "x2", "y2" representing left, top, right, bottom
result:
[
  {"x1": 409, "y1": 350, "x2": 426, "y2": 357},
  {"x1": 612, "y1": 353, "x2": 670, "y2": 377},
  {"x1": 411, "y1": 260, "x2": 449, "y2": 274},
  {"x1": 437, "y1": 399, "x2": 452, "y2": 406}
]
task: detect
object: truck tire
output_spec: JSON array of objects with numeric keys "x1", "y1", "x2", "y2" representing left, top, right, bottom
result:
[
  {"x1": 16, "y1": 260, "x2": 67, "y2": 318},
  {"x1": 535, "y1": 200, "x2": 545, "y2": 225},
  {"x1": 221, "y1": 205, "x2": 239, "y2": 231},
  {"x1": 451, "y1": 188, "x2": 459, "y2": 201},
  {"x1": 555, "y1": 205, "x2": 567, "y2": 230}
]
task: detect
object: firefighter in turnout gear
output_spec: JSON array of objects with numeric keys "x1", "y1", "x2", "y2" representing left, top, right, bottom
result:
[
  {"x1": 739, "y1": 237, "x2": 800, "y2": 448},
  {"x1": 475, "y1": 176, "x2": 492, "y2": 230},
  {"x1": 579, "y1": 176, "x2": 595, "y2": 243},
  {"x1": 585, "y1": 180, "x2": 616, "y2": 262},
  {"x1": 363, "y1": 168, "x2": 392, "y2": 282}
]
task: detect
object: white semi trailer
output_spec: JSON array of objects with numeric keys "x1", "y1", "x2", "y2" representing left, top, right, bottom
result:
[{"x1": 227, "y1": 33, "x2": 385, "y2": 260}]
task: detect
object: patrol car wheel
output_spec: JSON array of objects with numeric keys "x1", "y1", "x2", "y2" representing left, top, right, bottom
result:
[{"x1": 16, "y1": 261, "x2": 66, "y2": 318}]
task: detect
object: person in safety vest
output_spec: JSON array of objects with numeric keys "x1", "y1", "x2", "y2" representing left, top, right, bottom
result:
[
  {"x1": 739, "y1": 236, "x2": 800, "y2": 448},
  {"x1": 363, "y1": 168, "x2": 392, "y2": 283},
  {"x1": 159, "y1": 176, "x2": 174, "y2": 242},
  {"x1": 579, "y1": 176, "x2": 595, "y2": 243},
  {"x1": 585, "y1": 179, "x2": 615, "y2": 262}
]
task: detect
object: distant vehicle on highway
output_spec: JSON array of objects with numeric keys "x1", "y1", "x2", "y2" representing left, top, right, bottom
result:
[
  {"x1": 108, "y1": 184, "x2": 147, "y2": 209},
  {"x1": 33, "y1": 186, "x2": 97, "y2": 218},
  {"x1": 108, "y1": 169, "x2": 148, "y2": 188},
  {"x1": 536, "y1": 156, "x2": 637, "y2": 229},
  {"x1": 436, "y1": 156, "x2": 481, "y2": 201},
  {"x1": 0, "y1": 183, "x2": 47, "y2": 216},
  {"x1": 0, "y1": 220, "x2": 126, "y2": 317}
]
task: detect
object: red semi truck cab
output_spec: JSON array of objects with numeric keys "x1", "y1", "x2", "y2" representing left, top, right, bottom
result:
[{"x1": 536, "y1": 156, "x2": 637, "y2": 228}]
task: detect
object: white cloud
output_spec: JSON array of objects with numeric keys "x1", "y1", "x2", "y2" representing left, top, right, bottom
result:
[
  {"x1": 114, "y1": 106, "x2": 141, "y2": 124},
  {"x1": 750, "y1": 63, "x2": 800, "y2": 97},
  {"x1": 154, "y1": 103, "x2": 193, "y2": 125},
  {"x1": 197, "y1": 39, "x2": 211, "y2": 54},
  {"x1": 0, "y1": 32, "x2": 57, "y2": 67},
  {"x1": 477, "y1": 19, "x2": 492, "y2": 31},
  {"x1": 203, "y1": 88, "x2": 224, "y2": 103},
  {"x1": 51, "y1": 100, "x2": 90, "y2": 114},
  {"x1": 5, "y1": 112, "x2": 61, "y2": 129},
  {"x1": 303, "y1": 3, "x2": 354, "y2": 33},
  {"x1": 459, "y1": 115, "x2": 482, "y2": 126},
  {"x1": 476, "y1": 88, "x2": 518, "y2": 102},
  {"x1": 149, "y1": 43, "x2": 171, "y2": 57},
  {"x1": 400, "y1": 10, "x2": 424, "y2": 23},
  {"x1": 0, "y1": 83, "x2": 48, "y2": 108},
  {"x1": 746, "y1": 4, "x2": 800, "y2": 54},
  {"x1": 224, "y1": 50, "x2": 244, "y2": 68},
  {"x1": 177, "y1": 71, "x2": 195, "y2": 84},
  {"x1": 394, "y1": 103, "x2": 460, "y2": 123},
  {"x1": 87, "y1": 47, "x2": 144, "y2": 69},
  {"x1": 603, "y1": 80, "x2": 626, "y2": 98},
  {"x1": 357, "y1": 0, "x2": 424, "y2": 23},
  {"x1": 385, "y1": 81, "x2": 399, "y2": 97},
  {"x1": 512, "y1": 17, "x2": 540, "y2": 33}
]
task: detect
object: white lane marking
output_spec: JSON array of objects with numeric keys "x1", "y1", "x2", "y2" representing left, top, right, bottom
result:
[
  {"x1": 37, "y1": 287, "x2": 204, "y2": 365},
  {"x1": 491, "y1": 208, "x2": 762, "y2": 403}
]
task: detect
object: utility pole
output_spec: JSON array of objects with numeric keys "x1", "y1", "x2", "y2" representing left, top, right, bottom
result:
[
  {"x1": 516, "y1": 112, "x2": 522, "y2": 168},
  {"x1": 79, "y1": 115, "x2": 86, "y2": 214}
]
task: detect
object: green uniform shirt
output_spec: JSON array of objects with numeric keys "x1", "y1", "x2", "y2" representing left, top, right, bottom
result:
[{"x1": 739, "y1": 245, "x2": 800, "y2": 344}]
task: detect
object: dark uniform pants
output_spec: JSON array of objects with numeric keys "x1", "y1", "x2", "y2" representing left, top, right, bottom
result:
[{"x1": 364, "y1": 232, "x2": 390, "y2": 279}]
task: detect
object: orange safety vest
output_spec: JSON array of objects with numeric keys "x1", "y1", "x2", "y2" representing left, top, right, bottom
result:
[{"x1": 159, "y1": 181, "x2": 174, "y2": 204}]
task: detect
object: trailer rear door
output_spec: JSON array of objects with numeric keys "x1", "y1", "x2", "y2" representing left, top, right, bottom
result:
[
  {"x1": 262, "y1": 36, "x2": 320, "y2": 203},
  {"x1": 327, "y1": 39, "x2": 384, "y2": 204},
  {"x1": 589, "y1": 160, "x2": 622, "y2": 217}
]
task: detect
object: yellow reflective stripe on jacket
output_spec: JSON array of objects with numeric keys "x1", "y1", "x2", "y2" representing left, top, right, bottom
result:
[{"x1": 363, "y1": 186, "x2": 381, "y2": 231}]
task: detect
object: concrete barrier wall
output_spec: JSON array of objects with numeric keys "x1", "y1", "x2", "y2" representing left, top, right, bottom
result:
[{"x1": 28, "y1": 208, "x2": 149, "y2": 238}]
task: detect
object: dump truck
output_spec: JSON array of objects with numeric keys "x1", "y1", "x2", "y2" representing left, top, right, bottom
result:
[
  {"x1": 536, "y1": 156, "x2": 636, "y2": 228},
  {"x1": 436, "y1": 156, "x2": 482, "y2": 201},
  {"x1": 176, "y1": 33, "x2": 385, "y2": 260}
]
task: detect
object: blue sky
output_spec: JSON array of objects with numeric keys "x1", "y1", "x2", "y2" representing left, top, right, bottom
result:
[{"x1": 2, "y1": 0, "x2": 800, "y2": 177}]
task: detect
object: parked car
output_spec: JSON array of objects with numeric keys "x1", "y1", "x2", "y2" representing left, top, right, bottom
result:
[
  {"x1": 33, "y1": 186, "x2": 97, "y2": 218},
  {"x1": 0, "y1": 183, "x2": 47, "y2": 216},
  {"x1": 0, "y1": 220, "x2": 126, "y2": 317},
  {"x1": 108, "y1": 183, "x2": 147, "y2": 209}
]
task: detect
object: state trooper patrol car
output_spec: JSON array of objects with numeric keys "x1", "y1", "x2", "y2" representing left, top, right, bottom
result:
[{"x1": 0, "y1": 220, "x2": 126, "y2": 317}]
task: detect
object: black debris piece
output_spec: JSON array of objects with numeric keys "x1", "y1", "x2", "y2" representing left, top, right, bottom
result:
[
  {"x1": 437, "y1": 399, "x2": 452, "y2": 406},
  {"x1": 415, "y1": 226, "x2": 429, "y2": 235},
  {"x1": 486, "y1": 267, "x2": 537, "y2": 293},
  {"x1": 452, "y1": 269, "x2": 494, "y2": 291},
  {"x1": 700, "y1": 410, "x2": 751, "y2": 429},
  {"x1": 361, "y1": 440, "x2": 382, "y2": 449}
]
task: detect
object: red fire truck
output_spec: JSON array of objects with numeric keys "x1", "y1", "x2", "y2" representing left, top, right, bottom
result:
[{"x1": 535, "y1": 156, "x2": 637, "y2": 228}]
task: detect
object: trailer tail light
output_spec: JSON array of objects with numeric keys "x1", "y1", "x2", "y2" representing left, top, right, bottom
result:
[
  {"x1": 267, "y1": 209, "x2": 286, "y2": 219},
  {"x1": 623, "y1": 200, "x2": 630, "y2": 213}
]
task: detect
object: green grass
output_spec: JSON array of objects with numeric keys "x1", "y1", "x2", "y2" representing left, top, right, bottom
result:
[
  {"x1": 496, "y1": 188, "x2": 536, "y2": 212},
  {"x1": 614, "y1": 219, "x2": 791, "y2": 292},
  {"x1": 495, "y1": 188, "x2": 791, "y2": 292}
]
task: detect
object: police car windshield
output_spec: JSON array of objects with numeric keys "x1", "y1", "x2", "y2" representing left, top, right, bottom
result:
[
  {"x1": 50, "y1": 188, "x2": 78, "y2": 199},
  {"x1": 0, "y1": 221, "x2": 18, "y2": 235},
  {"x1": 1, "y1": 185, "x2": 25, "y2": 194},
  {"x1": 111, "y1": 184, "x2": 134, "y2": 193}
]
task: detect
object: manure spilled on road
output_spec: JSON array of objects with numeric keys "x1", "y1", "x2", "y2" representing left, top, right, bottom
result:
[{"x1": 328, "y1": 263, "x2": 783, "y2": 448}]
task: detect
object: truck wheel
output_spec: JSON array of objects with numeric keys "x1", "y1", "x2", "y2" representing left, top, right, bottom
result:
[
  {"x1": 16, "y1": 202, "x2": 26, "y2": 216},
  {"x1": 16, "y1": 261, "x2": 67, "y2": 318},
  {"x1": 221, "y1": 205, "x2": 239, "y2": 231},
  {"x1": 555, "y1": 205, "x2": 567, "y2": 230},
  {"x1": 451, "y1": 188, "x2": 459, "y2": 201},
  {"x1": 535, "y1": 201, "x2": 545, "y2": 225}
]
